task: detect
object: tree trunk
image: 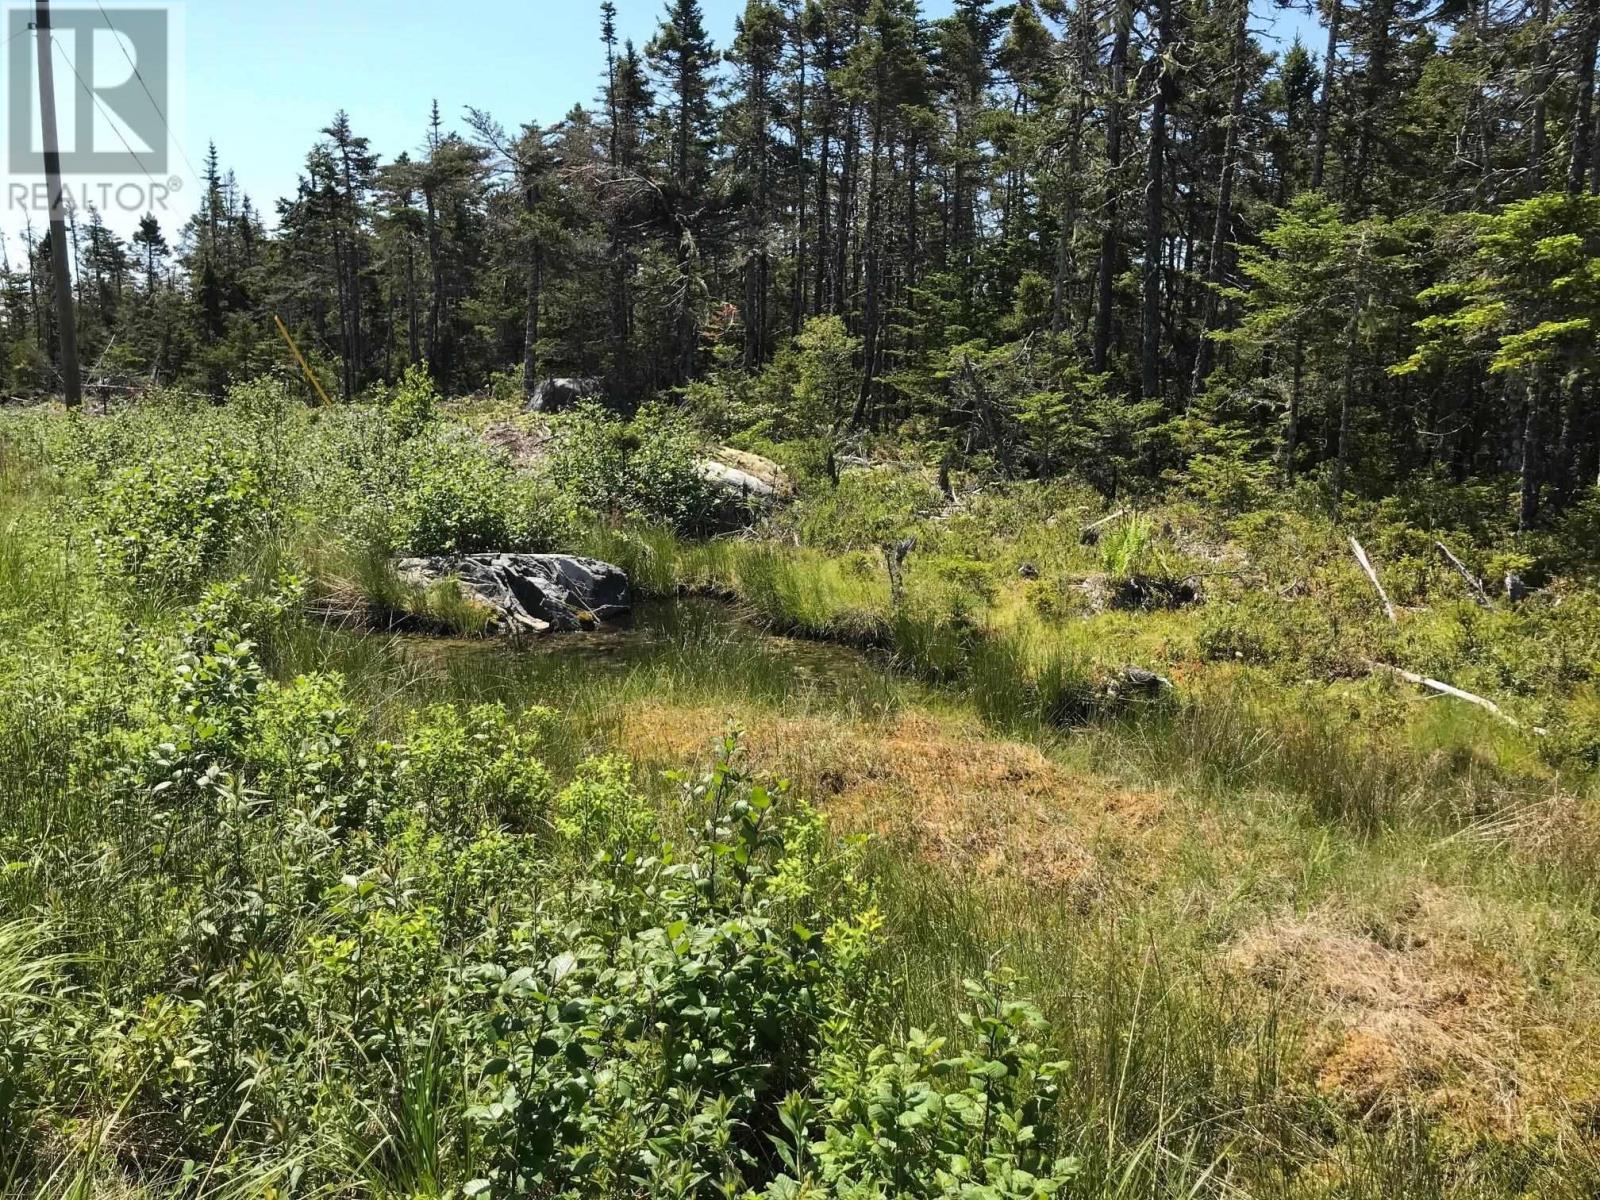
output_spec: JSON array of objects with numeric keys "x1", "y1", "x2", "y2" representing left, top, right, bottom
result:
[
  {"x1": 1191, "y1": 0, "x2": 1250, "y2": 394},
  {"x1": 1093, "y1": 0, "x2": 1132, "y2": 374},
  {"x1": 1529, "y1": 0, "x2": 1551, "y2": 192},
  {"x1": 1285, "y1": 335, "x2": 1305, "y2": 478},
  {"x1": 1519, "y1": 376, "x2": 1542, "y2": 529},
  {"x1": 1332, "y1": 270, "x2": 1366, "y2": 520},
  {"x1": 404, "y1": 241, "x2": 419, "y2": 366},
  {"x1": 1141, "y1": 0, "x2": 1172, "y2": 404},
  {"x1": 834, "y1": 103, "x2": 857, "y2": 317},
  {"x1": 1052, "y1": 55, "x2": 1085, "y2": 336},
  {"x1": 814, "y1": 33, "x2": 834, "y2": 318},
  {"x1": 1570, "y1": 7, "x2": 1598, "y2": 195},
  {"x1": 1352, "y1": 0, "x2": 1395, "y2": 204},
  {"x1": 424, "y1": 188, "x2": 442, "y2": 375},
  {"x1": 791, "y1": 13, "x2": 808, "y2": 334},
  {"x1": 1310, "y1": 0, "x2": 1341, "y2": 190},
  {"x1": 523, "y1": 246, "x2": 541, "y2": 401},
  {"x1": 851, "y1": 88, "x2": 887, "y2": 430}
]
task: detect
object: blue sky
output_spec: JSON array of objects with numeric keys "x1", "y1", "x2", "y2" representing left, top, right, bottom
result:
[{"x1": 2, "y1": 0, "x2": 1321, "y2": 248}]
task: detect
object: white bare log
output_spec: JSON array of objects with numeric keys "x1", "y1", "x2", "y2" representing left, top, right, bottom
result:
[
  {"x1": 1435, "y1": 540, "x2": 1495, "y2": 609},
  {"x1": 1349, "y1": 536, "x2": 1398, "y2": 624},
  {"x1": 1083, "y1": 508, "x2": 1129, "y2": 533},
  {"x1": 1367, "y1": 660, "x2": 1520, "y2": 728}
]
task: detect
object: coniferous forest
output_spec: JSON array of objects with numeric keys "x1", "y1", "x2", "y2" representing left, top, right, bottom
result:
[
  {"x1": 11, "y1": 2, "x2": 1600, "y2": 1198},
  {"x1": 9, "y1": 0, "x2": 1600, "y2": 518}
]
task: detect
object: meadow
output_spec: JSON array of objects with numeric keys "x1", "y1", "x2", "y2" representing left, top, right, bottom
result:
[{"x1": 3, "y1": 378, "x2": 1600, "y2": 1198}]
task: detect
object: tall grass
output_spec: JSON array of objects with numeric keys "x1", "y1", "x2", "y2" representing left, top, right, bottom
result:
[
  {"x1": 1109, "y1": 677, "x2": 1532, "y2": 835},
  {"x1": 5, "y1": 400, "x2": 1600, "y2": 1197}
]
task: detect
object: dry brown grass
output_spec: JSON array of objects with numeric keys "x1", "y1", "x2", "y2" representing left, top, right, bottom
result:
[
  {"x1": 1228, "y1": 891, "x2": 1600, "y2": 1136},
  {"x1": 615, "y1": 701, "x2": 1167, "y2": 895},
  {"x1": 615, "y1": 700, "x2": 1600, "y2": 1143}
]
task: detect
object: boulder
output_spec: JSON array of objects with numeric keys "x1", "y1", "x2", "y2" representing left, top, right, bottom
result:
[
  {"x1": 393, "y1": 553, "x2": 630, "y2": 634},
  {"x1": 525, "y1": 376, "x2": 603, "y2": 414},
  {"x1": 695, "y1": 447, "x2": 794, "y2": 504}
]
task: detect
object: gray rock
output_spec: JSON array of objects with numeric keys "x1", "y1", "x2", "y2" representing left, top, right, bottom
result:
[
  {"x1": 525, "y1": 377, "x2": 603, "y2": 413},
  {"x1": 694, "y1": 447, "x2": 793, "y2": 504},
  {"x1": 393, "y1": 553, "x2": 630, "y2": 633},
  {"x1": 690, "y1": 448, "x2": 795, "y2": 531},
  {"x1": 696, "y1": 457, "x2": 780, "y2": 501},
  {"x1": 1120, "y1": 666, "x2": 1172, "y2": 693},
  {"x1": 1102, "y1": 666, "x2": 1173, "y2": 705}
]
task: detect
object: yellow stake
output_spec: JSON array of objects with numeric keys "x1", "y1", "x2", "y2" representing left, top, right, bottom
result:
[{"x1": 273, "y1": 313, "x2": 335, "y2": 407}]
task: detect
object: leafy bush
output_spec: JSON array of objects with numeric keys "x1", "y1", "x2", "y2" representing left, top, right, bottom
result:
[
  {"x1": 386, "y1": 426, "x2": 565, "y2": 555},
  {"x1": 548, "y1": 402, "x2": 721, "y2": 531},
  {"x1": 792, "y1": 315, "x2": 861, "y2": 434},
  {"x1": 779, "y1": 972, "x2": 1081, "y2": 1199},
  {"x1": 0, "y1": 541, "x2": 1103, "y2": 1197},
  {"x1": 89, "y1": 439, "x2": 281, "y2": 594},
  {"x1": 397, "y1": 702, "x2": 556, "y2": 831},
  {"x1": 387, "y1": 363, "x2": 441, "y2": 439}
]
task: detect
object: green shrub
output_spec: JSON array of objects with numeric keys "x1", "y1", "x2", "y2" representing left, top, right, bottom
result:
[
  {"x1": 774, "y1": 972, "x2": 1081, "y2": 1199},
  {"x1": 386, "y1": 427, "x2": 565, "y2": 555},
  {"x1": 387, "y1": 363, "x2": 441, "y2": 439},
  {"x1": 792, "y1": 467, "x2": 942, "y2": 553},
  {"x1": 89, "y1": 440, "x2": 281, "y2": 594},
  {"x1": 792, "y1": 314, "x2": 861, "y2": 434},
  {"x1": 1197, "y1": 592, "x2": 1295, "y2": 665},
  {"x1": 548, "y1": 402, "x2": 721, "y2": 532},
  {"x1": 396, "y1": 702, "x2": 557, "y2": 832}
]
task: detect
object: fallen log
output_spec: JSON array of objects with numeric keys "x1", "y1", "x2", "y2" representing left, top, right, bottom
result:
[
  {"x1": 1366, "y1": 660, "x2": 1520, "y2": 728},
  {"x1": 1080, "y1": 508, "x2": 1128, "y2": 546},
  {"x1": 1435, "y1": 540, "x2": 1494, "y2": 609},
  {"x1": 1349, "y1": 536, "x2": 1397, "y2": 624}
]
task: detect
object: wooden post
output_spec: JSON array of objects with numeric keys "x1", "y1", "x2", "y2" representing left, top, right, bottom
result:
[
  {"x1": 274, "y1": 314, "x2": 334, "y2": 407},
  {"x1": 33, "y1": 0, "x2": 80, "y2": 407}
]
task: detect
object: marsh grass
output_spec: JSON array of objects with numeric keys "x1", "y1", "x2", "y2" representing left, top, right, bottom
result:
[
  {"x1": 868, "y1": 851, "x2": 1308, "y2": 1198},
  {"x1": 6, "y1": 400, "x2": 1600, "y2": 1197},
  {"x1": 1102, "y1": 676, "x2": 1542, "y2": 835}
]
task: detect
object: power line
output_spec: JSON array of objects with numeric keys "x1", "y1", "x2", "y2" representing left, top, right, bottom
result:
[
  {"x1": 0, "y1": 17, "x2": 34, "y2": 52},
  {"x1": 91, "y1": 0, "x2": 201, "y2": 185},
  {"x1": 48, "y1": 31, "x2": 156, "y2": 183}
]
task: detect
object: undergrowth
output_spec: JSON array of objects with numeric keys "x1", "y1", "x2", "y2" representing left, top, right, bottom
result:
[{"x1": 3, "y1": 387, "x2": 1600, "y2": 1197}]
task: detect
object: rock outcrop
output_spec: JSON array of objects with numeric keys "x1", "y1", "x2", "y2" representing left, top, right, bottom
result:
[
  {"x1": 524, "y1": 377, "x2": 603, "y2": 413},
  {"x1": 695, "y1": 447, "x2": 793, "y2": 509},
  {"x1": 393, "y1": 553, "x2": 630, "y2": 634}
]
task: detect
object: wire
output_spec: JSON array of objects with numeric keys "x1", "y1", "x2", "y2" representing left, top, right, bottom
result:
[
  {"x1": 0, "y1": 20, "x2": 31, "y2": 52},
  {"x1": 91, "y1": 0, "x2": 201, "y2": 184},
  {"x1": 48, "y1": 31, "x2": 157, "y2": 182}
]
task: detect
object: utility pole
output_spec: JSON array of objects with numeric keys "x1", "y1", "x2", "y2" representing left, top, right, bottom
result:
[{"x1": 32, "y1": 0, "x2": 81, "y2": 406}]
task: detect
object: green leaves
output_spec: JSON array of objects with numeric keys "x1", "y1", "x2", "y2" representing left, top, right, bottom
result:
[
  {"x1": 1398, "y1": 192, "x2": 1600, "y2": 383},
  {"x1": 453, "y1": 733, "x2": 885, "y2": 1197},
  {"x1": 89, "y1": 438, "x2": 282, "y2": 596},
  {"x1": 547, "y1": 401, "x2": 724, "y2": 533},
  {"x1": 763, "y1": 970, "x2": 1076, "y2": 1199}
]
